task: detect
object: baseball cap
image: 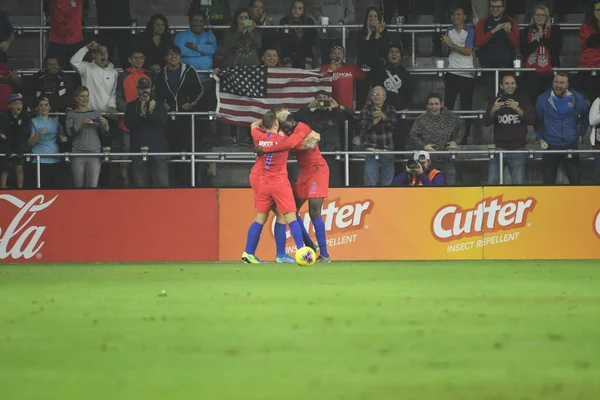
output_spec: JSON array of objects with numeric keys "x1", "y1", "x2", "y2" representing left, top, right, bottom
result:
[
  {"x1": 8, "y1": 93, "x2": 25, "y2": 104},
  {"x1": 413, "y1": 150, "x2": 430, "y2": 161},
  {"x1": 137, "y1": 77, "x2": 152, "y2": 89}
]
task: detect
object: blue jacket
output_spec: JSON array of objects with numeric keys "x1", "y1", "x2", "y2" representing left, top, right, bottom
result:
[
  {"x1": 535, "y1": 89, "x2": 589, "y2": 146},
  {"x1": 174, "y1": 29, "x2": 217, "y2": 80}
]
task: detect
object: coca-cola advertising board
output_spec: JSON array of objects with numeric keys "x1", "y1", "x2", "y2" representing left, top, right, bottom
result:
[
  {"x1": 218, "y1": 187, "x2": 600, "y2": 261},
  {"x1": 0, "y1": 189, "x2": 219, "y2": 263}
]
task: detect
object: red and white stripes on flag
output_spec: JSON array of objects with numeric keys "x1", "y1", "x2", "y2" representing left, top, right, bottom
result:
[{"x1": 215, "y1": 67, "x2": 332, "y2": 126}]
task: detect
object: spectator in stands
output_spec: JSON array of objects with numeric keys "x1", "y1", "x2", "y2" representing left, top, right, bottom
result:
[
  {"x1": 175, "y1": 8, "x2": 217, "y2": 181},
  {"x1": 295, "y1": 90, "x2": 355, "y2": 186},
  {"x1": 94, "y1": 0, "x2": 133, "y2": 68},
  {"x1": 29, "y1": 55, "x2": 74, "y2": 114},
  {"x1": 43, "y1": 0, "x2": 88, "y2": 70},
  {"x1": 409, "y1": 93, "x2": 465, "y2": 186},
  {"x1": 116, "y1": 47, "x2": 152, "y2": 187},
  {"x1": 279, "y1": 0, "x2": 317, "y2": 69},
  {"x1": 155, "y1": 44, "x2": 204, "y2": 187},
  {"x1": 536, "y1": 72, "x2": 588, "y2": 185},
  {"x1": 524, "y1": 0, "x2": 561, "y2": 23},
  {"x1": 355, "y1": 86, "x2": 397, "y2": 186},
  {"x1": 355, "y1": 6, "x2": 388, "y2": 109},
  {"x1": 222, "y1": 8, "x2": 262, "y2": 67},
  {"x1": 261, "y1": 46, "x2": 280, "y2": 68},
  {"x1": 433, "y1": 0, "x2": 472, "y2": 57},
  {"x1": 0, "y1": 8, "x2": 15, "y2": 63},
  {"x1": 320, "y1": 45, "x2": 367, "y2": 109},
  {"x1": 0, "y1": 94, "x2": 30, "y2": 189},
  {"x1": 262, "y1": 46, "x2": 280, "y2": 67},
  {"x1": 188, "y1": 0, "x2": 231, "y2": 40},
  {"x1": 520, "y1": 4, "x2": 563, "y2": 107},
  {"x1": 66, "y1": 86, "x2": 110, "y2": 188},
  {"x1": 28, "y1": 97, "x2": 68, "y2": 188},
  {"x1": 391, "y1": 150, "x2": 445, "y2": 186},
  {"x1": 0, "y1": 62, "x2": 20, "y2": 113},
  {"x1": 175, "y1": 9, "x2": 217, "y2": 81},
  {"x1": 249, "y1": 0, "x2": 278, "y2": 51},
  {"x1": 125, "y1": 77, "x2": 169, "y2": 188},
  {"x1": 578, "y1": 1, "x2": 600, "y2": 101},
  {"x1": 442, "y1": 7, "x2": 475, "y2": 124},
  {"x1": 483, "y1": 73, "x2": 535, "y2": 185},
  {"x1": 312, "y1": 0, "x2": 355, "y2": 66},
  {"x1": 70, "y1": 41, "x2": 118, "y2": 117},
  {"x1": 475, "y1": 0, "x2": 520, "y2": 96},
  {"x1": 370, "y1": 44, "x2": 412, "y2": 150},
  {"x1": 138, "y1": 14, "x2": 174, "y2": 75},
  {"x1": 589, "y1": 95, "x2": 600, "y2": 184}
]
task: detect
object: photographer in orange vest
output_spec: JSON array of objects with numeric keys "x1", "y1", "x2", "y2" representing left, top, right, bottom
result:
[{"x1": 391, "y1": 150, "x2": 445, "y2": 186}]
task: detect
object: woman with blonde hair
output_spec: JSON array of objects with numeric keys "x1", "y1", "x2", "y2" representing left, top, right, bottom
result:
[{"x1": 519, "y1": 4, "x2": 563, "y2": 105}]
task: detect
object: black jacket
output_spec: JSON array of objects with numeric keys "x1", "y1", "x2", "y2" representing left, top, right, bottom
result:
[
  {"x1": 154, "y1": 63, "x2": 204, "y2": 112},
  {"x1": 0, "y1": 111, "x2": 31, "y2": 156},
  {"x1": 124, "y1": 98, "x2": 168, "y2": 152},
  {"x1": 355, "y1": 28, "x2": 388, "y2": 69},
  {"x1": 294, "y1": 106, "x2": 355, "y2": 152},
  {"x1": 278, "y1": 16, "x2": 317, "y2": 64},
  {"x1": 370, "y1": 62, "x2": 412, "y2": 111},
  {"x1": 29, "y1": 70, "x2": 74, "y2": 111},
  {"x1": 136, "y1": 32, "x2": 174, "y2": 70}
]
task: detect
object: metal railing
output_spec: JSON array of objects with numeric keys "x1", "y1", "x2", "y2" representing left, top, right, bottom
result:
[
  {"x1": 18, "y1": 4, "x2": 588, "y2": 69},
  {"x1": 7, "y1": 147, "x2": 599, "y2": 189}
]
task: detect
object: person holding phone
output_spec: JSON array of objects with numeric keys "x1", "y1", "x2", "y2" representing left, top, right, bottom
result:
[
  {"x1": 223, "y1": 8, "x2": 262, "y2": 67},
  {"x1": 483, "y1": 73, "x2": 535, "y2": 185},
  {"x1": 66, "y1": 86, "x2": 110, "y2": 188},
  {"x1": 320, "y1": 45, "x2": 367, "y2": 110}
]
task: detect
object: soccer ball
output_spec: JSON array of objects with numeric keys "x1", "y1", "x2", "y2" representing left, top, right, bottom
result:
[{"x1": 295, "y1": 246, "x2": 316, "y2": 266}]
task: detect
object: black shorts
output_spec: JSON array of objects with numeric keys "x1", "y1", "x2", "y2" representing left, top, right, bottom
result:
[{"x1": 0, "y1": 156, "x2": 24, "y2": 173}]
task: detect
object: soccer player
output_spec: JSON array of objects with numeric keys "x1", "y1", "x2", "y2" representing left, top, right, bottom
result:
[
  {"x1": 249, "y1": 119, "x2": 295, "y2": 264},
  {"x1": 256, "y1": 111, "x2": 332, "y2": 263},
  {"x1": 242, "y1": 110, "x2": 318, "y2": 264}
]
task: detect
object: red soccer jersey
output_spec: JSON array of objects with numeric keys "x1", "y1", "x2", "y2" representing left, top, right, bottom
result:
[
  {"x1": 250, "y1": 127, "x2": 271, "y2": 176},
  {"x1": 46, "y1": 0, "x2": 84, "y2": 45},
  {"x1": 255, "y1": 129, "x2": 293, "y2": 184},
  {"x1": 260, "y1": 122, "x2": 327, "y2": 170}
]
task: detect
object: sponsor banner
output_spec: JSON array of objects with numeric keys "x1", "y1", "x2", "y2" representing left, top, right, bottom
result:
[
  {"x1": 219, "y1": 187, "x2": 600, "y2": 261},
  {"x1": 0, "y1": 190, "x2": 218, "y2": 263},
  {"x1": 480, "y1": 187, "x2": 600, "y2": 259},
  {"x1": 218, "y1": 188, "x2": 485, "y2": 261}
]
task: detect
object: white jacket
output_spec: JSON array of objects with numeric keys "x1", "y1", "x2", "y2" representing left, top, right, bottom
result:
[
  {"x1": 70, "y1": 46, "x2": 118, "y2": 113},
  {"x1": 589, "y1": 97, "x2": 600, "y2": 146}
]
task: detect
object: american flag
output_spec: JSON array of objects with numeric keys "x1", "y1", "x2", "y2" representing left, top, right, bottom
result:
[{"x1": 215, "y1": 66, "x2": 332, "y2": 126}]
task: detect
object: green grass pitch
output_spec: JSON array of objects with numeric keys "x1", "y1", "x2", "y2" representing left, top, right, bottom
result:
[{"x1": 1, "y1": 261, "x2": 599, "y2": 400}]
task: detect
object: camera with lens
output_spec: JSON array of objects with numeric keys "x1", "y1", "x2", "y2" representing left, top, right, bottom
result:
[
  {"x1": 406, "y1": 159, "x2": 420, "y2": 170},
  {"x1": 316, "y1": 100, "x2": 331, "y2": 108}
]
